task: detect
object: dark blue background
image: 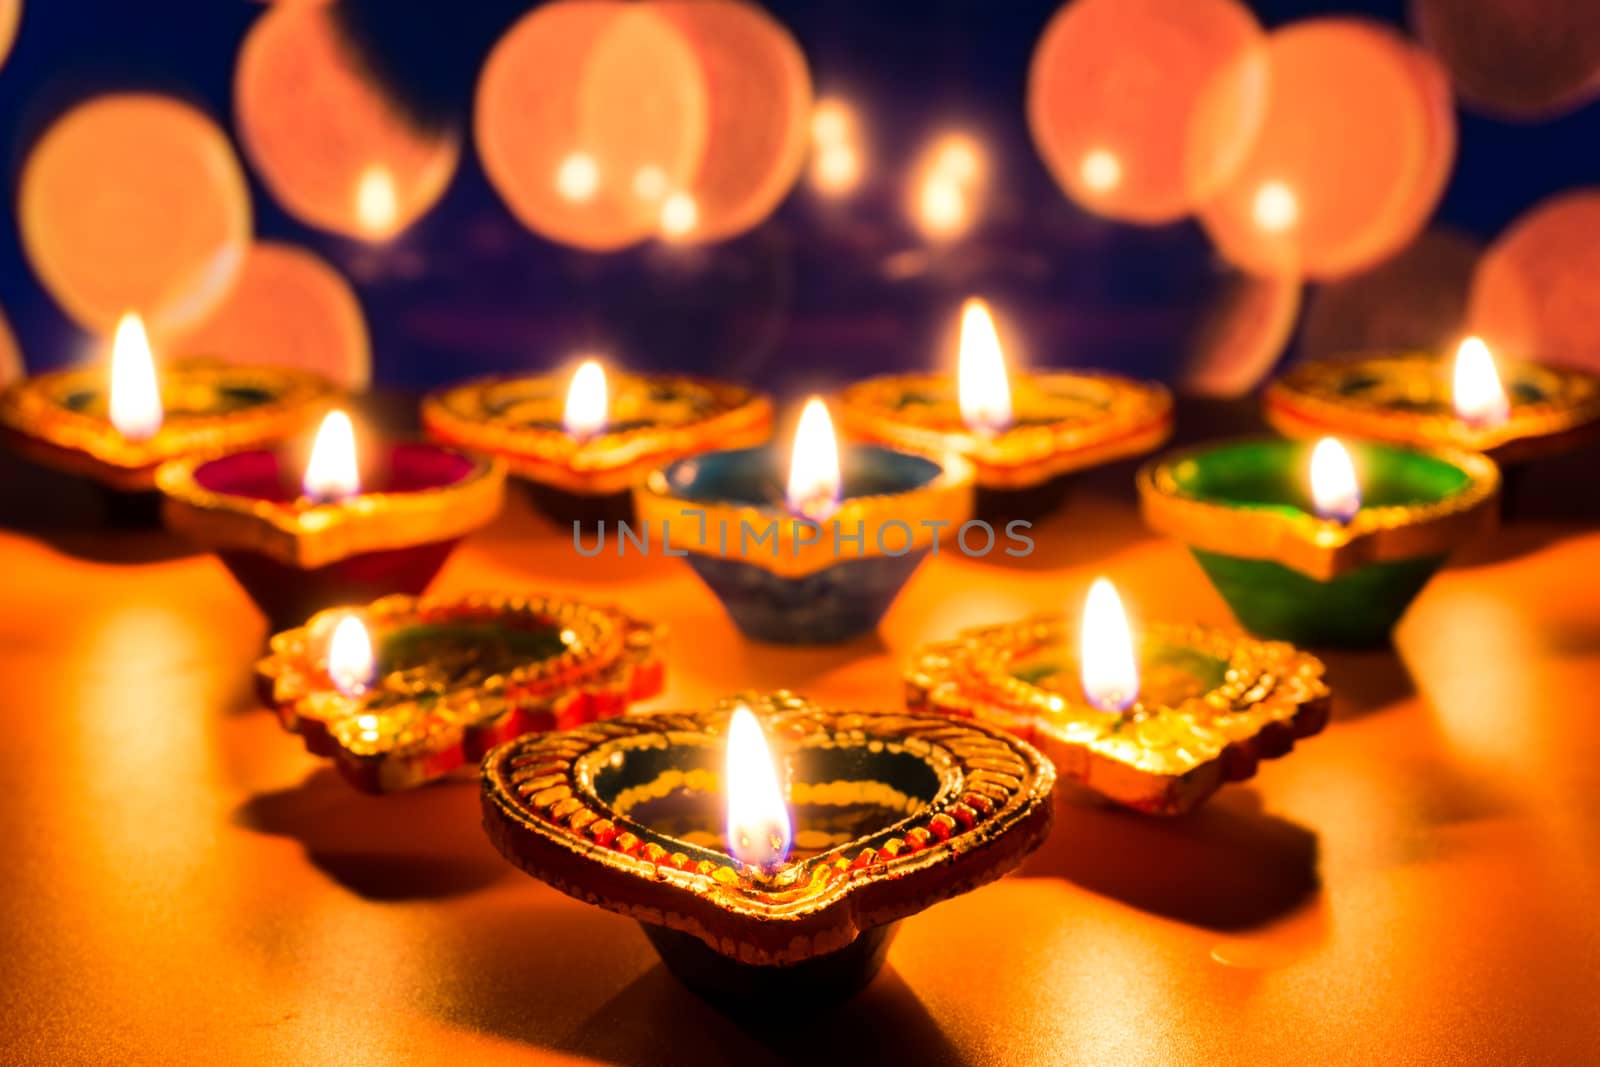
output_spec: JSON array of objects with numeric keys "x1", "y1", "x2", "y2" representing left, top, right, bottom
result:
[{"x1": 1, "y1": 0, "x2": 1597, "y2": 395}]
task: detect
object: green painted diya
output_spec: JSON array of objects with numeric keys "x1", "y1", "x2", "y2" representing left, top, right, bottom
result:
[{"x1": 1138, "y1": 438, "x2": 1499, "y2": 647}]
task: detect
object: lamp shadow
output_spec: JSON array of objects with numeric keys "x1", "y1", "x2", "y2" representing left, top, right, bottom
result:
[
  {"x1": 1315, "y1": 647, "x2": 1416, "y2": 721},
  {"x1": 232, "y1": 767, "x2": 510, "y2": 901},
  {"x1": 438, "y1": 902, "x2": 969, "y2": 1067},
  {"x1": 1019, "y1": 785, "x2": 1320, "y2": 931}
]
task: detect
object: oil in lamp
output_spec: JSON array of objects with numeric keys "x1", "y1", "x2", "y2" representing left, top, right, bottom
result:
[
  {"x1": 837, "y1": 297, "x2": 1174, "y2": 520},
  {"x1": 258, "y1": 591, "x2": 664, "y2": 792},
  {"x1": 633, "y1": 397, "x2": 974, "y2": 644},
  {"x1": 480, "y1": 691, "x2": 1055, "y2": 1007},
  {"x1": 422, "y1": 360, "x2": 772, "y2": 524},
  {"x1": 905, "y1": 579, "x2": 1330, "y2": 815},
  {"x1": 0, "y1": 311, "x2": 337, "y2": 515},
  {"x1": 1264, "y1": 338, "x2": 1600, "y2": 465},
  {"x1": 1137, "y1": 435, "x2": 1500, "y2": 646},
  {"x1": 157, "y1": 408, "x2": 505, "y2": 628}
]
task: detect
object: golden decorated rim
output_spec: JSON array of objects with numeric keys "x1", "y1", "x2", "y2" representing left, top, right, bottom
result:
[
  {"x1": 0, "y1": 358, "x2": 339, "y2": 490},
  {"x1": 905, "y1": 616, "x2": 1329, "y2": 815},
  {"x1": 421, "y1": 372, "x2": 773, "y2": 494},
  {"x1": 836, "y1": 370, "x2": 1174, "y2": 488},
  {"x1": 1264, "y1": 350, "x2": 1600, "y2": 463},
  {"x1": 480, "y1": 691, "x2": 1055, "y2": 965},
  {"x1": 632, "y1": 447, "x2": 975, "y2": 578},
  {"x1": 1137, "y1": 437, "x2": 1500, "y2": 581},
  {"x1": 157, "y1": 442, "x2": 506, "y2": 568},
  {"x1": 258, "y1": 591, "x2": 666, "y2": 793}
]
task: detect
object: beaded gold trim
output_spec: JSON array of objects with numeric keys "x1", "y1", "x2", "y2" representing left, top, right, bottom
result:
[
  {"x1": 422, "y1": 372, "x2": 773, "y2": 494},
  {"x1": 156, "y1": 444, "x2": 505, "y2": 568},
  {"x1": 0, "y1": 359, "x2": 338, "y2": 490},
  {"x1": 905, "y1": 617, "x2": 1329, "y2": 815},
  {"x1": 480, "y1": 691, "x2": 1055, "y2": 966},
  {"x1": 258, "y1": 592, "x2": 666, "y2": 792},
  {"x1": 1265, "y1": 351, "x2": 1600, "y2": 463},
  {"x1": 836, "y1": 370, "x2": 1173, "y2": 487},
  {"x1": 1137, "y1": 438, "x2": 1500, "y2": 581}
]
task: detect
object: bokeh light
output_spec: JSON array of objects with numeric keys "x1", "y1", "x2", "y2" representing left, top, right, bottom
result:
[
  {"x1": 1301, "y1": 228, "x2": 1481, "y2": 364},
  {"x1": 1411, "y1": 0, "x2": 1600, "y2": 120},
  {"x1": 1469, "y1": 189, "x2": 1600, "y2": 372},
  {"x1": 1028, "y1": 0, "x2": 1266, "y2": 224},
  {"x1": 0, "y1": 305, "x2": 21, "y2": 387},
  {"x1": 0, "y1": 1, "x2": 20, "y2": 72},
  {"x1": 19, "y1": 94, "x2": 251, "y2": 333},
  {"x1": 235, "y1": 2, "x2": 460, "y2": 240},
  {"x1": 1199, "y1": 19, "x2": 1453, "y2": 281},
  {"x1": 172, "y1": 241, "x2": 371, "y2": 388},
  {"x1": 1182, "y1": 270, "x2": 1302, "y2": 397},
  {"x1": 910, "y1": 132, "x2": 986, "y2": 241}
]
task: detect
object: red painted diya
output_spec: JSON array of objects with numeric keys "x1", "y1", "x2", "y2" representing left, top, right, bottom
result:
[
  {"x1": 257, "y1": 592, "x2": 665, "y2": 793},
  {"x1": 158, "y1": 415, "x2": 504, "y2": 628},
  {"x1": 905, "y1": 613, "x2": 1330, "y2": 815},
  {"x1": 480, "y1": 692, "x2": 1055, "y2": 1007},
  {"x1": 0, "y1": 355, "x2": 336, "y2": 492},
  {"x1": 422, "y1": 364, "x2": 772, "y2": 523}
]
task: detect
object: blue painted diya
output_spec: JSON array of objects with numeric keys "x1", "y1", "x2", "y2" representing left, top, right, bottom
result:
[
  {"x1": 1138, "y1": 437, "x2": 1500, "y2": 647},
  {"x1": 634, "y1": 445, "x2": 973, "y2": 644}
]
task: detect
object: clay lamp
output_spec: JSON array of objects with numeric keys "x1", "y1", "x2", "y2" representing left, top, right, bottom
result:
[
  {"x1": 0, "y1": 312, "x2": 336, "y2": 519},
  {"x1": 1264, "y1": 339, "x2": 1600, "y2": 465},
  {"x1": 836, "y1": 298, "x2": 1173, "y2": 520},
  {"x1": 256, "y1": 591, "x2": 665, "y2": 792},
  {"x1": 421, "y1": 359, "x2": 772, "y2": 524},
  {"x1": 480, "y1": 691, "x2": 1055, "y2": 1008},
  {"x1": 1137, "y1": 436, "x2": 1499, "y2": 647},
  {"x1": 633, "y1": 398, "x2": 974, "y2": 644},
  {"x1": 906, "y1": 579, "x2": 1330, "y2": 815},
  {"x1": 157, "y1": 408, "x2": 505, "y2": 628}
]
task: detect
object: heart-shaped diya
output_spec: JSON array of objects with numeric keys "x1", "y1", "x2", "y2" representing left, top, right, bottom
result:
[
  {"x1": 479, "y1": 691, "x2": 1055, "y2": 1007},
  {"x1": 258, "y1": 592, "x2": 665, "y2": 793}
]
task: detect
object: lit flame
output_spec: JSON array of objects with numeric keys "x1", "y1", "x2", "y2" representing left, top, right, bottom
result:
[
  {"x1": 355, "y1": 165, "x2": 400, "y2": 238},
  {"x1": 1079, "y1": 148, "x2": 1122, "y2": 194},
  {"x1": 1080, "y1": 578, "x2": 1139, "y2": 714},
  {"x1": 786, "y1": 396, "x2": 842, "y2": 523},
  {"x1": 659, "y1": 192, "x2": 698, "y2": 239},
  {"x1": 724, "y1": 705, "x2": 791, "y2": 873},
  {"x1": 1310, "y1": 436, "x2": 1361, "y2": 523},
  {"x1": 1453, "y1": 336, "x2": 1511, "y2": 429},
  {"x1": 556, "y1": 152, "x2": 600, "y2": 203},
  {"x1": 303, "y1": 409, "x2": 361, "y2": 502},
  {"x1": 1253, "y1": 181, "x2": 1298, "y2": 233},
  {"x1": 957, "y1": 297, "x2": 1013, "y2": 433},
  {"x1": 109, "y1": 312, "x2": 162, "y2": 441},
  {"x1": 564, "y1": 359, "x2": 608, "y2": 439},
  {"x1": 327, "y1": 614, "x2": 375, "y2": 698}
]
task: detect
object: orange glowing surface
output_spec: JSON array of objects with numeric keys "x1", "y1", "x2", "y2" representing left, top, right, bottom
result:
[
  {"x1": 1200, "y1": 19, "x2": 1445, "y2": 280},
  {"x1": 1412, "y1": 0, "x2": 1600, "y2": 119},
  {"x1": 1183, "y1": 269, "x2": 1302, "y2": 398},
  {"x1": 1469, "y1": 190, "x2": 1600, "y2": 373},
  {"x1": 235, "y1": 3, "x2": 459, "y2": 240},
  {"x1": 1299, "y1": 228, "x2": 1480, "y2": 365},
  {"x1": 1029, "y1": 0, "x2": 1266, "y2": 224},
  {"x1": 173, "y1": 242, "x2": 371, "y2": 389},
  {"x1": 18, "y1": 94, "x2": 250, "y2": 332},
  {"x1": 0, "y1": 306, "x2": 20, "y2": 389},
  {"x1": 0, "y1": 1, "x2": 19, "y2": 72},
  {"x1": 653, "y1": 0, "x2": 812, "y2": 241}
]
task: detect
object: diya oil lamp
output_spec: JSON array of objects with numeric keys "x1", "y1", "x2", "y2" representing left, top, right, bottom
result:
[
  {"x1": 1264, "y1": 339, "x2": 1600, "y2": 466},
  {"x1": 0, "y1": 312, "x2": 337, "y2": 517},
  {"x1": 480, "y1": 691, "x2": 1055, "y2": 1007},
  {"x1": 257, "y1": 591, "x2": 665, "y2": 792},
  {"x1": 633, "y1": 397, "x2": 974, "y2": 644},
  {"x1": 1137, "y1": 436, "x2": 1499, "y2": 647},
  {"x1": 421, "y1": 360, "x2": 772, "y2": 524},
  {"x1": 157, "y1": 408, "x2": 506, "y2": 629},
  {"x1": 837, "y1": 298, "x2": 1174, "y2": 520},
  {"x1": 905, "y1": 579, "x2": 1330, "y2": 815}
]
